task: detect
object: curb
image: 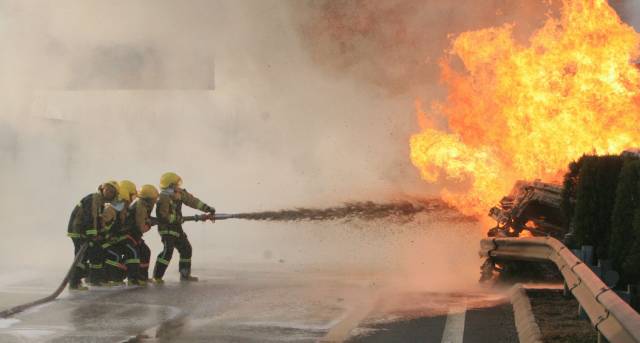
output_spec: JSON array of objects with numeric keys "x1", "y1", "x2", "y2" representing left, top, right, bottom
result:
[{"x1": 509, "y1": 283, "x2": 543, "y2": 343}]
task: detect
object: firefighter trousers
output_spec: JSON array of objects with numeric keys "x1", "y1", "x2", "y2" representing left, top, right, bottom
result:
[
  {"x1": 86, "y1": 240, "x2": 106, "y2": 284},
  {"x1": 69, "y1": 238, "x2": 88, "y2": 286},
  {"x1": 138, "y1": 238, "x2": 151, "y2": 280},
  {"x1": 153, "y1": 232, "x2": 192, "y2": 279},
  {"x1": 104, "y1": 237, "x2": 141, "y2": 283}
]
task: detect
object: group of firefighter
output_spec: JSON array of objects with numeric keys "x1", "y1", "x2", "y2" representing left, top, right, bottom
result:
[{"x1": 67, "y1": 172, "x2": 216, "y2": 290}]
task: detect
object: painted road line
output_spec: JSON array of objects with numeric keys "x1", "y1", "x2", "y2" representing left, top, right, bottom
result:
[
  {"x1": 320, "y1": 290, "x2": 381, "y2": 343},
  {"x1": 441, "y1": 302, "x2": 466, "y2": 343}
]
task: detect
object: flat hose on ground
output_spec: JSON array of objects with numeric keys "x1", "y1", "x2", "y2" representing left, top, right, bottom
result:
[{"x1": 0, "y1": 242, "x2": 88, "y2": 318}]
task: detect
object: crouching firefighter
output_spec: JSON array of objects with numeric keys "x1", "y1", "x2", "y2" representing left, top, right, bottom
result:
[
  {"x1": 102, "y1": 180, "x2": 145, "y2": 286},
  {"x1": 153, "y1": 172, "x2": 215, "y2": 283},
  {"x1": 67, "y1": 181, "x2": 120, "y2": 289},
  {"x1": 125, "y1": 184, "x2": 159, "y2": 282}
]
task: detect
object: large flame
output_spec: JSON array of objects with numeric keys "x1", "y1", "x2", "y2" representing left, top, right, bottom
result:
[{"x1": 410, "y1": 0, "x2": 640, "y2": 216}]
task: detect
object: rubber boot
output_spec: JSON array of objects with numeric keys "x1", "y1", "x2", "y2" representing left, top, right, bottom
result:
[
  {"x1": 88, "y1": 267, "x2": 106, "y2": 287},
  {"x1": 69, "y1": 280, "x2": 89, "y2": 291},
  {"x1": 153, "y1": 261, "x2": 169, "y2": 281},
  {"x1": 127, "y1": 279, "x2": 146, "y2": 287},
  {"x1": 139, "y1": 264, "x2": 150, "y2": 281},
  {"x1": 69, "y1": 269, "x2": 86, "y2": 291},
  {"x1": 180, "y1": 268, "x2": 199, "y2": 282}
]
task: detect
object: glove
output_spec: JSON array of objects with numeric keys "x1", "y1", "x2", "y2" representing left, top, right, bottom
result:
[
  {"x1": 194, "y1": 213, "x2": 215, "y2": 222},
  {"x1": 203, "y1": 204, "x2": 215, "y2": 214}
]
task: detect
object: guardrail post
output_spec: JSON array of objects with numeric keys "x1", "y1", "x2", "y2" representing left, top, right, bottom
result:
[
  {"x1": 581, "y1": 245, "x2": 594, "y2": 266},
  {"x1": 572, "y1": 248, "x2": 581, "y2": 257},
  {"x1": 578, "y1": 303, "x2": 588, "y2": 320},
  {"x1": 631, "y1": 284, "x2": 638, "y2": 309},
  {"x1": 614, "y1": 284, "x2": 632, "y2": 306},
  {"x1": 598, "y1": 331, "x2": 609, "y2": 343}
]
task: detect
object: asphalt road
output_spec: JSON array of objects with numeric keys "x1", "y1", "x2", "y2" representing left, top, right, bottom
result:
[{"x1": 0, "y1": 267, "x2": 517, "y2": 343}]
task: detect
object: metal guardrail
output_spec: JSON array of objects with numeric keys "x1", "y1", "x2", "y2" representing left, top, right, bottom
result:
[{"x1": 480, "y1": 237, "x2": 640, "y2": 343}]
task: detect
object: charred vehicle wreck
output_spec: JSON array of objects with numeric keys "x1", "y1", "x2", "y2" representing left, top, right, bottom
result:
[
  {"x1": 481, "y1": 180, "x2": 567, "y2": 282},
  {"x1": 487, "y1": 180, "x2": 566, "y2": 239}
]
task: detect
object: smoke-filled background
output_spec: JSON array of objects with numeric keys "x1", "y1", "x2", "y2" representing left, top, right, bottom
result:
[{"x1": 0, "y1": 0, "x2": 638, "y2": 289}]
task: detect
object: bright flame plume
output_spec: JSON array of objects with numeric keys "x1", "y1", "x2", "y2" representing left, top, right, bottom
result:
[{"x1": 410, "y1": 0, "x2": 640, "y2": 216}]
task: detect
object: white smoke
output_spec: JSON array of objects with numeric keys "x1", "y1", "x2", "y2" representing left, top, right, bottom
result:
[
  {"x1": 0, "y1": 0, "x2": 438, "y2": 276},
  {"x1": 0, "y1": 0, "x2": 542, "y2": 293}
]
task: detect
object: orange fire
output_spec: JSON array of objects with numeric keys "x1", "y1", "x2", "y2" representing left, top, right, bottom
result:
[{"x1": 410, "y1": 0, "x2": 640, "y2": 216}]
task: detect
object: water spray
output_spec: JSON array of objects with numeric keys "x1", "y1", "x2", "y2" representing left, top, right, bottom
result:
[{"x1": 183, "y1": 199, "x2": 475, "y2": 224}]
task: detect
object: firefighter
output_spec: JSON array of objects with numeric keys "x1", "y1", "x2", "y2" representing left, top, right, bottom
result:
[
  {"x1": 101, "y1": 200, "x2": 128, "y2": 285},
  {"x1": 67, "y1": 180, "x2": 120, "y2": 289},
  {"x1": 126, "y1": 184, "x2": 159, "y2": 282},
  {"x1": 102, "y1": 181, "x2": 145, "y2": 286},
  {"x1": 119, "y1": 180, "x2": 138, "y2": 213},
  {"x1": 152, "y1": 172, "x2": 215, "y2": 282}
]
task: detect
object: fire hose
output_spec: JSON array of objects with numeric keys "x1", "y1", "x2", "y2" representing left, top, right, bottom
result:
[
  {"x1": 0, "y1": 242, "x2": 89, "y2": 318},
  {"x1": 182, "y1": 213, "x2": 236, "y2": 222},
  {"x1": 0, "y1": 205, "x2": 434, "y2": 318},
  {"x1": 0, "y1": 214, "x2": 235, "y2": 318}
]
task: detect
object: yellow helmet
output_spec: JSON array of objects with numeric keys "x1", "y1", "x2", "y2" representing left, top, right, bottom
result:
[
  {"x1": 118, "y1": 192, "x2": 130, "y2": 202},
  {"x1": 99, "y1": 180, "x2": 119, "y2": 193},
  {"x1": 119, "y1": 180, "x2": 138, "y2": 200},
  {"x1": 139, "y1": 184, "x2": 159, "y2": 201},
  {"x1": 160, "y1": 172, "x2": 182, "y2": 189}
]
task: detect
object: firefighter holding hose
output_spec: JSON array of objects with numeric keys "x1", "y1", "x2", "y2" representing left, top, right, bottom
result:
[
  {"x1": 126, "y1": 184, "x2": 159, "y2": 282},
  {"x1": 152, "y1": 172, "x2": 215, "y2": 283},
  {"x1": 67, "y1": 180, "x2": 120, "y2": 289},
  {"x1": 118, "y1": 180, "x2": 138, "y2": 219},
  {"x1": 102, "y1": 180, "x2": 144, "y2": 286}
]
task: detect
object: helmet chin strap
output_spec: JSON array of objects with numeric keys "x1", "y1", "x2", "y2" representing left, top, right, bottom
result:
[{"x1": 161, "y1": 188, "x2": 175, "y2": 195}]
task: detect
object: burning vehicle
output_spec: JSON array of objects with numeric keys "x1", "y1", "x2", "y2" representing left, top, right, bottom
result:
[
  {"x1": 486, "y1": 180, "x2": 566, "y2": 239},
  {"x1": 480, "y1": 180, "x2": 567, "y2": 282},
  {"x1": 409, "y1": 1, "x2": 640, "y2": 219}
]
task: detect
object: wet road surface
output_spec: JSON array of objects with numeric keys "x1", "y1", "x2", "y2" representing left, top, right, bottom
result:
[{"x1": 0, "y1": 268, "x2": 517, "y2": 342}]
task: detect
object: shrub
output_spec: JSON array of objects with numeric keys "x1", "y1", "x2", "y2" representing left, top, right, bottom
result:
[
  {"x1": 609, "y1": 160, "x2": 640, "y2": 280},
  {"x1": 572, "y1": 155, "x2": 624, "y2": 259},
  {"x1": 562, "y1": 155, "x2": 591, "y2": 232}
]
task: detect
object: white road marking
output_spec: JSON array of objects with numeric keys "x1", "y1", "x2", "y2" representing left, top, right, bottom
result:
[
  {"x1": 440, "y1": 302, "x2": 466, "y2": 343},
  {"x1": 319, "y1": 289, "x2": 382, "y2": 343}
]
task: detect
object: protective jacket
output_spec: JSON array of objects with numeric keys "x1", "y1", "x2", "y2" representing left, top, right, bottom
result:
[
  {"x1": 67, "y1": 193, "x2": 108, "y2": 239},
  {"x1": 126, "y1": 198, "x2": 154, "y2": 280},
  {"x1": 125, "y1": 199, "x2": 155, "y2": 240},
  {"x1": 100, "y1": 202, "x2": 127, "y2": 247},
  {"x1": 156, "y1": 189, "x2": 213, "y2": 237},
  {"x1": 67, "y1": 192, "x2": 111, "y2": 284},
  {"x1": 101, "y1": 201, "x2": 143, "y2": 283}
]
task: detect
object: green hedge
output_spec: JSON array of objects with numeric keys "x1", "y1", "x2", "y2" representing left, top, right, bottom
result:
[
  {"x1": 610, "y1": 160, "x2": 640, "y2": 279},
  {"x1": 564, "y1": 154, "x2": 640, "y2": 284}
]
